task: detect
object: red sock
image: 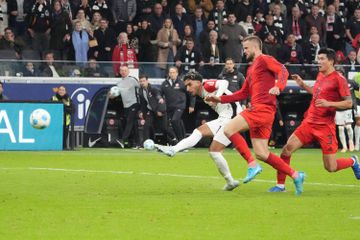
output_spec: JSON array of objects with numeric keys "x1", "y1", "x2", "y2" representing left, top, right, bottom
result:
[
  {"x1": 229, "y1": 133, "x2": 256, "y2": 165},
  {"x1": 336, "y1": 158, "x2": 354, "y2": 171},
  {"x1": 266, "y1": 153, "x2": 296, "y2": 178},
  {"x1": 277, "y1": 154, "x2": 291, "y2": 184}
]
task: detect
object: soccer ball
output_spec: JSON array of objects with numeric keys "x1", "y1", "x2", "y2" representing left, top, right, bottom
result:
[
  {"x1": 109, "y1": 86, "x2": 120, "y2": 97},
  {"x1": 143, "y1": 139, "x2": 155, "y2": 150},
  {"x1": 30, "y1": 109, "x2": 51, "y2": 129}
]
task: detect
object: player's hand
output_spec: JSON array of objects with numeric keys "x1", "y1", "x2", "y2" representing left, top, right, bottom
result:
[
  {"x1": 189, "y1": 107, "x2": 195, "y2": 113},
  {"x1": 108, "y1": 91, "x2": 115, "y2": 99},
  {"x1": 205, "y1": 95, "x2": 221, "y2": 103},
  {"x1": 315, "y1": 99, "x2": 330, "y2": 107},
  {"x1": 269, "y1": 86, "x2": 280, "y2": 95},
  {"x1": 291, "y1": 74, "x2": 304, "y2": 87}
]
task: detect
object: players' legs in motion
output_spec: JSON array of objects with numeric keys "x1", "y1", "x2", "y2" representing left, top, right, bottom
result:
[
  {"x1": 345, "y1": 123, "x2": 355, "y2": 152},
  {"x1": 209, "y1": 140, "x2": 239, "y2": 191},
  {"x1": 269, "y1": 133, "x2": 303, "y2": 192},
  {"x1": 338, "y1": 125, "x2": 348, "y2": 152},
  {"x1": 354, "y1": 117, "x2": 360, "y2": 151}
]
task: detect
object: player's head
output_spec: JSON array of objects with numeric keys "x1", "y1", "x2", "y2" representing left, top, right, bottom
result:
[
  {"x1": 139, "y1": 74, "x2": 149, "y2": 88},
  {"x1": 242, "y1": 36, "x2": 263, "y2": 62},
  {"x1": 317, "y1": 48, "x2": 336, "y2": 73},
  {"x1": 183, "y1": 71, "x2": 203, "y2": 96}
]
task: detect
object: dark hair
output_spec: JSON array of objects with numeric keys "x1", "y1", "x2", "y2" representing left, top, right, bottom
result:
[
  {"x1": 225, "y1": 57, "x2": 234, "y2": 63},
  {"x1": 139, "y1": 74, "x2": 148, "y2": 80},
  {"x1": 318, "y1": 48, "x2": 336, "y2": 63},
  {"x1": 183, "y1": 71, "x2": 203, "y2": 82},
  {"x1": 243, "y1": 35, "x2": 263, "y2": 50}
]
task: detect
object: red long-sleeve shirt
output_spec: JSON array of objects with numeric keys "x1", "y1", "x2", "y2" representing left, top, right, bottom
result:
[{"x1": 220, "y1": 54, "x2": 288, "y2": 110}]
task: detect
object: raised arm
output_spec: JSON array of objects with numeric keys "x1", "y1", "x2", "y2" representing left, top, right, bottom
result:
[{"x1": 292, "y1": 74, "x2": 313, "y2": 94}]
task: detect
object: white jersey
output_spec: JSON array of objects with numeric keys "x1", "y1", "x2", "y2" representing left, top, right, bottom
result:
[{"x1": 201, "y1": 80, "x2": 241, "y2": 119}]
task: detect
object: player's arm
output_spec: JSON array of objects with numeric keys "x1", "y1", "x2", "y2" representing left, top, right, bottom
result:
[
  {"x1": 315, "y1": 96, "x2": 352, "y2": 109},
  {"x1": 205, "y1": 79, "x2": 249, "y2": 103},
  {"x1": 214, "y1": 80, "x2": 229, "y2": 97},
  {"x1": 292, "y1": 74, "x2": 313, "y2": 94},
  {"x1": 264, "y1": 56, "x2": 289, "y2": 94}
]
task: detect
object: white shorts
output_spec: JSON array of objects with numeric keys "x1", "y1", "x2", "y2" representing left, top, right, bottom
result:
[
  {"x1": 335, "y1": 109, "x2": 353, "y2": 125},
  {"x1": 355, "y1": 106, "x2": 360, "y2": 118},
  {"x1": 206, "y1": 117, "x2": 231, "y2": 146}
]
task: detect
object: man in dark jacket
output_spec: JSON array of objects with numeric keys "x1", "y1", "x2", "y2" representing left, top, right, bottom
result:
[
  {"x1": 0, "y1": 82, "x2": 8, "y2": 101},
  {"x1": 139, "y1": 75, "x2": 177, "y2": 145},
  {"x1": 160, "y1": 66, "x2": 196, "y2": 141}
]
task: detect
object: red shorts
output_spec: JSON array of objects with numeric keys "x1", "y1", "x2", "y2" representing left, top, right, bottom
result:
[
  {"x1": 293, "y1": 121, "x2": 338, "y2": 154},
  {"x1": 241, "y1": 104, "x2": 275, "y2": 139}
]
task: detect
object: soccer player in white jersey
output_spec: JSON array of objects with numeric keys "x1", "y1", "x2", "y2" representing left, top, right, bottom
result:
[
  {"x1": 156, "y1": 71, "x2": 258, "y2": 191},
  {"x1": 335, "y1": 109, "x2": 354, "y2": 152}
]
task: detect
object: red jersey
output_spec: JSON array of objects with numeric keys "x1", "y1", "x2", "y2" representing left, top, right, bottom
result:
[
  {"x1": 304, "y1": 70, "x2": 350, "y2": 125},
  {"x1": 220, "y1": 54, "x2": 288, "y2": 110}
]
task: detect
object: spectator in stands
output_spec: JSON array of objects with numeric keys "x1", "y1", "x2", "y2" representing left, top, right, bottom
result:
[
  {"x1": 284, "y1": 0, "x2": 306, "y2": 17},
  {"x1": 272, "y1": 3, "x2": 286, "y2": 41},
  {"x1": 60, "y1": 0, "x2": 72, "y2": 19},
  {"x1": 269, "y1": 0, "x2": 287, "y2": 17},
  {"x1": 344, "y1": 50, "x2": 360, "y2": 73},
  {"x1": 0, "y1": 27, "x2": 23, "y2": 57},
  {"x1": 90, "y1": 11, "x2": 102, "y2": 30},
  {"x1": 70, "y1": 20, "x2": 90, "y2": 65},
  {"x1": 285, "y1": 6, "x2": 306, "y2": 45},
  {"x1": 334, "y1": 0, "x2": 347, "y2": 23},
  {"x1": 180, "y1": 24, "x2": 195, "y2": 47},
  {"x1": 135, "y1": 18, "x2": 156, "y2": 76},
  {"x1": 28, "y1": 0, "x2": 51, "y2": 55},
  {"x1": 160, "y1": 0, "x2": 171, "y2": 17},
  {"x1": 253, "y1": 9, "x2": 265, "y2": 34},
  {"x1": 112, "y1": 0, "x2": 136, "y2": 25},
  {"x1": 303, "y1": 33, "x2": 322, "y2": 79},
  {"x1": 0, "y1": 82, "x2": 8, "y2": 101},
  {"x1": 199, "y1": 19, "x2": 215, "y2": 48},
  {"x1": 23, "y1": 62, "x2": 41, "y2": 76},
  {"x1": 0, "y1": 0, "x2": 8, "y2": 38},
  {"x1": 209, "y1": 0, "x2": 228, "y2": 32},
  {"x1": 346, "y1": 8, "x2": 360, "y2": 53},
  {"x1": 156, "y1": 17, "x2": 181, "y2": 77},
  {"x1": 191, "y1": 6, "x2": 207, "y2": 47},
  {"x1": 317, "y1": 0, "x2": 327, "y2": 16},
  {"x1": 125, "y1": 23, "x2": 139, "y2": 54},
  {"x1": 135, "y1": 0, "x2": 155, "y2": 24},
  {"x1": 148, "y1": 3, "x2": 165, "y2": 34},
  {"x1": 335, "y1": 50, "x2": 347, "y2": 64},
  {"x1": 93, "y1": 18, "x2": 116, "y2": 61},
  {"x1": 258, "y1": 14, "x2": 282, "y2": 58},
  {"x1": 175, "y1": 37, "x2": 204, "y2": 74},
  {"x1": 74, "y1": 8, "x2": 92, "y2": 30},
  {"x1": 325, "y1": 4, "x2": 345, "y2": 52},
  {"x1": 75, "y1": 0, "x2": 92, "y2": 21},
  {"x1": 40, "y1": 51, "x2": 61, "y2": 77},
  {"x1": 172, "y1": 3, "x2": 190, "y2": 39},
  {"x1": 279, "y1": 33, "x2": 304, "y2": 75},
  {"x1": 83, "y1": 57, "x2": 108, "y2": 77},
  {"x1": 50, "y1": 0, "x2": 72, "y2": 60},
  {"x1": 201, "y1": 30, "x2": 224, "y2": 78},
  {"x1": 188, "y1": 0, "x2": 213, "y2": 19},
  {"x1": 219, "y1": 13, "x2": 247, "y2": 63},
  {"x1": 234, "y1": 0, "x2": 253, "y2": 23},
  {"x1": 138, "y1": 74, "x2": 177, "y2": 145},
  {"x1": 160, "y1": 66, "x2": 195, "y2": 141},
  {"x1": 305, "y1": 4, "x2": 326, "y2": 42},
  {"x1": 239, "y1": 15, "x2": 255, "y2": 36},
  {"x1": 253, "y1": 0, "x2": 269, "y2": 17},
  {"x1": 7, "y1": 0, "x2": 32, "y2": 36},
  {"x1": 91, "y1": 0, "x2": 113, "y2": 25},
  {"x1": 217, "y1": 56, "x2": 245, "y2": 97},
  {"x1": 112, "y1": 32, "x2": 138, "y2": 76}
]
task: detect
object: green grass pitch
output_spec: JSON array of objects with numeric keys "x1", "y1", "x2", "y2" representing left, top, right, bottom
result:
[{"x1": 0, "y1": 148, "x2": 359, "y2": 239}]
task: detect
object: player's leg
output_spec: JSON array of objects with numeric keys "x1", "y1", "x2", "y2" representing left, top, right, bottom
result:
[
  {"x1": 252, "y1": 138, "x2": 305, "y2": 195},
  {"x1": 223, "y1": 114, "x2": 257, "y2": 167},
  {"x1": 208, "y1": 137, "x2": 239, "y2": 191},
  {"x1": 345, "y1": 109, "x2": 354, "y2": 151},
  {"x1": 269, "y1": 133, "x2": 304, "y2": 192},
  {"x1": 338, "y1": 125, "x2": 347, "y2": 152}
]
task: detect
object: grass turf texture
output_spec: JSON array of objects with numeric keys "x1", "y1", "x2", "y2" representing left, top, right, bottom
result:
[{"x1": 0, "y1": 148, "x2": 359, "y2": 239}]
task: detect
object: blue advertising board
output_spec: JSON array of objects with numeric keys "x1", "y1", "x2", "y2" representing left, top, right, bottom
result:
[{"x1": 0, "y1": 102, "x2": 63, "y2": 150}]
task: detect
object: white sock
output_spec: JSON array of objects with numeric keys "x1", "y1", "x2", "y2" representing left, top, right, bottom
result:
[
  {"x1": 346, "y1": 125, "x2": 354, "y2": 143},
  {"x1": 355, "y1": 125, "x2": 360, "y2": 147},
  {"x1": 173, "y1": 129, "x2": 203, "y2": 153},
  {"x1": 276, "y1": 184, "x2": 285, "y2": 189},
  {"x1": 338, "y1": 126, "x2": 347, "y2": 149},
  {"x1": 209, "y1": 151, "x2": 234, "y2": 183}
]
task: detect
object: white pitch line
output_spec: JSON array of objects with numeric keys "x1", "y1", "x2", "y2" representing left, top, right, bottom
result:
[{"x1": 0, "y1": 167, "x2": 359, "y2": 188}]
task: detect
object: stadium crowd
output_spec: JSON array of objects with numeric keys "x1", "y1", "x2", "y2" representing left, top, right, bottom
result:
[{"x1": 0, "y1": 0, "x2": 360, "y2": 77}]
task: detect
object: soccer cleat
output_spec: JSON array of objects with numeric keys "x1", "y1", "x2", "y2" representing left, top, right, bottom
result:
[
  {"x1": 155, "y1": 144, "x2": 176, "y2": 157},
  {"x1": 268, "y1": 186, "x2": 286, "y2": 192},
  {"x1": 351, "y1": 155, "x2": 360, "y2": 179},
  {"x1": 243, "y1": 163, "x2": 262, "y2": 183},
  {"x1": 223, "y1": 180, "x2": 240, "y2": 191},
  {"x1": 293, "y1": 172, "x2": 305, "y2": 196}
]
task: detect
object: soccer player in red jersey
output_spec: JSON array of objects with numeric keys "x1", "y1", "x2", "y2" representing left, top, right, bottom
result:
[
  {"x1": 206, "y1": 36, "x2": 305, "y2": 195},
  {"x1": 268, "y1": 48, "x2": 360, "y2": 192}
]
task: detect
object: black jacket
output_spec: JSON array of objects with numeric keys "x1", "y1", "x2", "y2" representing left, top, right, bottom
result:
[
  {"x1": 217, "y1": 68, "x2": 245, "y2": 93},
  {"x1": 139, "y1": 84, "x2": 166, "y2": 114},
  {"x1": 160, "y1": 78, "x2": 196, "y2": 111}
]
